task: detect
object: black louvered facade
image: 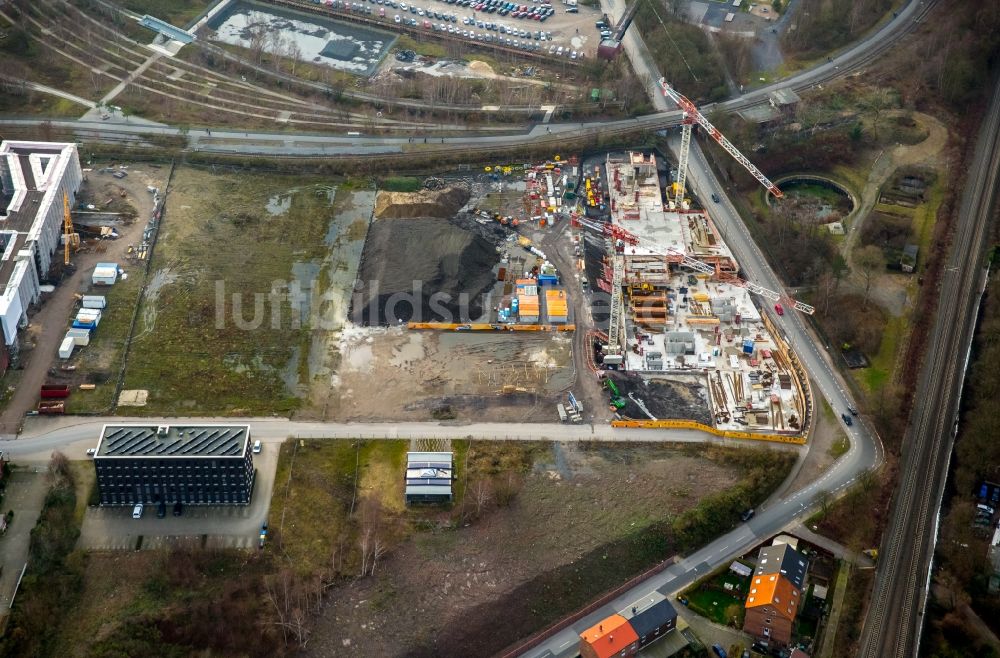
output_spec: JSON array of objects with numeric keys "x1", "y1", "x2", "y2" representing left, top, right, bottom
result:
[{"x1": 94, "y1": 425, "x2": 255, "y2": 506}]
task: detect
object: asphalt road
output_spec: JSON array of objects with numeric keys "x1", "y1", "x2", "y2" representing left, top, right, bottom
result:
[
  {"x1": 0, "y1": 417, "x2": 804, "y2": 461},
  {"x1": 857, "y1": 76, "x2": 1000, "y2": 658},
  {"x1": 0, "y1": 1, "x2": 936, "y2": 156}
]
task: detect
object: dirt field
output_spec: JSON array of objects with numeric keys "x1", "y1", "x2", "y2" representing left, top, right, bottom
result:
[
  {"x1": 305, "y1": 325, "x2": 574, "y2": 421},
  {"x1": 307, "y1": 442, "x2": 746, "y2": 657}
]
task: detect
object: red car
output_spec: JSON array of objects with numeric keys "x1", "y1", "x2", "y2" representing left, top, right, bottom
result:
[{"x1": 774, "y1": 303, "x2": 784, "y2": 316}]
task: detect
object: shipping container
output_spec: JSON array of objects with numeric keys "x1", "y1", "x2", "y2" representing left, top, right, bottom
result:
[
  {"x1": 40, "y1": 384, "x2": 71, "y2": 399},
  {"x1": 58, "y1": 336, "x2": 75, "y2": 359},
  {"x1": 38, "y1": 401, "x2": 66, "y2": 415},
  {"x1": 81, "y1": 295, "x2": 107, "y2": 309},
  {"x1": 67, "y1": 328, "x2": 91, "y2": 346}
]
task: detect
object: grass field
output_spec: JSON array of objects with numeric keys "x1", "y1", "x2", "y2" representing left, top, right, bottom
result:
[
  {"x1": 683, "y1": 566, "x2": 751, "y2": 626},
  {"x1": 119, "y1": 166, "x2": 339, "y2": 415}
]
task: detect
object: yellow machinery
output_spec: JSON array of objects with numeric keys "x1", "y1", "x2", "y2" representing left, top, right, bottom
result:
[{"x1": 62, "y1": 192, "x2": 79, "y2": 266}]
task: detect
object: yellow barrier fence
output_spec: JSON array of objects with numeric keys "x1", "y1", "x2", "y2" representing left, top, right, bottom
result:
[
  {"x1": 407, "y1": 322, "x2": 576, "y2": 332},
  {"x1": 610, "y1": 419, "x2": 807, "y2": 445}
]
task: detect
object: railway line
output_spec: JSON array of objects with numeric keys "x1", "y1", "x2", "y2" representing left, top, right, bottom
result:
[{"x1": 858, "y1": 76, "x2": 1000, "y2": 658}]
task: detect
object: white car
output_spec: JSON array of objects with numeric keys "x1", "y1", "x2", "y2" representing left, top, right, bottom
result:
[
  {"x1": 400, "y1": 2, "x2": 408, "y2": 8},
  {"x1": 253, "y1": 440, "x2": 262, "y2": 453},
  {"x1": 132, "y1": 504, "x2": 143, "y2": 519},
  {"x1": 86, "y1": 448, "x2": 97, "y2": 457},
  {"x1": 394, "y1": 14, "x2": 401, "y2": 22}
]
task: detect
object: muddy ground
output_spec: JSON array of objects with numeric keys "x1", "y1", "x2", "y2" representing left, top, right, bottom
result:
[
  {"x1": 607, "y1": 372, "x2": 713, "y2": 425},
  {"x1": 306, "y1": 443, "x2": 742, "y2": 657},
  {"x1": 306, "y1": 325, "x2": 574, "y2": 422}
]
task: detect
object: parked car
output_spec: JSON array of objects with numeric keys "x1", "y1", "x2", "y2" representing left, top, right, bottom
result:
[
  {"x1": 711, "y1": 191, "x2": 721, "y2": 202},
  {"x1": 253, "y1": 440, "x2": 262, "y2": 454},
  {"x1": 712, "y1": 644, "x2": 727, "y2": 658},
  {"x1": 847, "y1": 405, "x2": 859, "y2": 416},
  {"x1": 132, "y1": 504, "x2": 143, "y2": 519},
  {"x1": 157, "y1": 502, "x2": 166, "y2": 518},
  {"x1": 741, "y1": 508, "x2": 755, "y2": 522},
  {"x1": 173, "y1": 501, "x2": 183, "y2": 517}
]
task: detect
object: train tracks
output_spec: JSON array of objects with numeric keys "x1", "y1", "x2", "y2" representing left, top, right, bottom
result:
[{"x1": 858, "y1": 76, "x2": 1000, "y2": 658}]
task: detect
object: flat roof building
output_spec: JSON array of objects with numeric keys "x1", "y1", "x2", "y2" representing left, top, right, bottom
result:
[
  {"x1": 405, "y1": 452, "x2": 453, "y2": 504},
  {"x1": 0, "y1": 140, "x2": 83, "y2": 356},
  {"x1": 94, "y1": 424, "x2": 255, "y2": 506}
]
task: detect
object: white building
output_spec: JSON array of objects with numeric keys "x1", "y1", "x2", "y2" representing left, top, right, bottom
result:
[{"x1": 0, "y1": 141, "x2": 83, "y2": 356}]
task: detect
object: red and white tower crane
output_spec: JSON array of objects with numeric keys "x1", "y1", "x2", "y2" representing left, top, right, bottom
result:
[{"x1": 659, "y1": 78, "x2": 784, "y2": 207}]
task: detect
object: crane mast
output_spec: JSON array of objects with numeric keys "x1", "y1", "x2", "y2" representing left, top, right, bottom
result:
[{"x1": 659, "y1": 78, "x2": 784, "y2": 205}]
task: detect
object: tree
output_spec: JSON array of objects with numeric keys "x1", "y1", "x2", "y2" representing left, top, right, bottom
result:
[
  {"x1": 814, "y1": 489, "x2": 832, "y2": 517},
  {"x1": 854, "y1": 245, "x2": 884, "y2": 307},
  {"x1": 862, "y1": 88, "x2": 896, "y2": 140}
]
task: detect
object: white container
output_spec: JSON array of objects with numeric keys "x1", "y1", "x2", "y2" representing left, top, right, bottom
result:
[
  {"x1": 67, "y1": 328, "x2": 91, "y2": 346},
  {"x1": 59, "y1": 335, "x2": 75, "y2": 359},
  {"x1": 92, "y1": 262, "x2": 119, "y2": 286},
  {"x1": 77, "y1": 309, "x2": 102, "y2": 327},
  {"x1": 81, "y1": 295, "x2": 107, "y2": 309}
]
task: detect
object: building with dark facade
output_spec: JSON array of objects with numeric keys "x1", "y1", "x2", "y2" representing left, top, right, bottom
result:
[{"x1": 94, "y1": 424, "x2": 254, "y2": 506}]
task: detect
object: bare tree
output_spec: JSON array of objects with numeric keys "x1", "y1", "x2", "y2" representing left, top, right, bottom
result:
[
  {"x1": 473, "y1": 478, "x2": 493, "y2": 517},
  {"x1": 862, "y1": 88, "x2": 896, "y2": 140},
  {"x1": 855, "y1": 245, "x2": 884, "y2": 307}
]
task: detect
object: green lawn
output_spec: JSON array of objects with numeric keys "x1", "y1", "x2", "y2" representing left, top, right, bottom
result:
[{"x1": 684, "y1": 567, "x2": 751, "y2": 626}]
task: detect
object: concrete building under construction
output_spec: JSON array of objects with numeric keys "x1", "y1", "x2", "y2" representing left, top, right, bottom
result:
[{"x1": 0, "y1": 140, "x2": 83, "y2": 361}]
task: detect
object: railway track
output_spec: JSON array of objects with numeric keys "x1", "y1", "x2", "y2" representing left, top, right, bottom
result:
[{"x1": 858, "y1": 76, "x2": 1000, "y2": 658}]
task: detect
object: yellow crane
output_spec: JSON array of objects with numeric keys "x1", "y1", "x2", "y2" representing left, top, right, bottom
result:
[{"x1": 63, "y1": 192, "x2": 79, "y2": 266}]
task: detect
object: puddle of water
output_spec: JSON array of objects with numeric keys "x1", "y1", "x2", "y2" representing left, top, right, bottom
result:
[{"x1": 208, "y1": 1, "x2": 397, "y2": 76}]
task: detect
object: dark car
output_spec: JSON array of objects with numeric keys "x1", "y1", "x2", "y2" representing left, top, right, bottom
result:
[
  {"x1": 712, "y1": 645, "x2": 728, "y2": 658},
  {"x1": 711, "y1": 192, "x2": 721, "y2": 203},
  {"x1": 741, "y1": 508, "x2": 755, "y2": 522},
  {"x1": 842, "y1": 413, "x2": 853, "y2": 426},
  {"x1": 157, "y1": 502, "x2": 166, "y2": 518},
  {"x1": 173, "y1": 501, "x2": 183, "y2": 516},
  {"x1": 847, "y1": 405, "x2": 859, "y2": 416}
]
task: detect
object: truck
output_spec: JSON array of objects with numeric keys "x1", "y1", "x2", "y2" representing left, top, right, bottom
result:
[
  {"x1": 37, "y1": 401, "x2": 66, "y2": 415},
  {"x1": 40, "y1": 384, "x2": 71, "y2": 399}
]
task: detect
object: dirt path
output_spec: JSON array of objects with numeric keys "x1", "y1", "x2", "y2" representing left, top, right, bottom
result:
[
  {"x1": 840, "y1": 111, "x2": 949, "y2": 316},
  {"x1": 0, "y1": 165, "x2": 165, "y2": 436},
  {"x1": 0, "y1": 470, "x2": 48, "y2": 613}
]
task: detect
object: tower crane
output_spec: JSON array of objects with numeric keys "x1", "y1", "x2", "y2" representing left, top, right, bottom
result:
[
  {"x1": 659, "y1": 78, "x2": 784, "y2": 207},
  {"x1": 63, "y1": 192, "x2": 79, "y2": 267},
  {"x1": 571, "y1": 214, "x2": 814, "y2": 361}
]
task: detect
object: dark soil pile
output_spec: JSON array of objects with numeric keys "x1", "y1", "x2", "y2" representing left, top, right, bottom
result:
[
  {"x1": 352, "y1": 217, "x2": 500, "y2": 325},
  {"x1": 606, "y1": 373, "x2": 711, "y2": 424}
]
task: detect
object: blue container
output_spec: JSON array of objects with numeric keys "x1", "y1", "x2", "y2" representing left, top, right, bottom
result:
[
  {"x1": 537, "y1": 274, "x2": 559, "y2": 286},
  {"x1": 742, "y1": 339, "x2": 754, "y2": 354}
]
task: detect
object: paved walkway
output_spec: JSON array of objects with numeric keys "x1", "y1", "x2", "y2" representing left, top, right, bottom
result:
[
  {"x1": 817, "y1": 561, "x2": 850, "y2": 658},
  {"x1": 10, "y1": 80, "x2": 97, "y2": 109},
  {"x1": 790, "y1": 524, "x2": 874, "y2": 567},
  {"x1": 0, "y1": 470, "x2": 48, "y2": 613}
]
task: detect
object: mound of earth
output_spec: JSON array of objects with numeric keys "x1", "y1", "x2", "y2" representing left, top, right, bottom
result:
[
  {"x1": 352, "y1": 218, "x2": 500, "y2": 325},
  {"x1": 606, "y1": 373, "x2": 711, "y2": 425},
  {"x1": 374, "y1": 186, "x2": 470, "y2": 220}
]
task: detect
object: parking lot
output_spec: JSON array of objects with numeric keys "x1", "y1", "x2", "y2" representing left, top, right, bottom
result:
[
  {"x1": 328, "y1": 0, "x2": 604, "y2": 56},
  {"x1": 76, "y1": 441, "x2": 280, "y2": 551}
]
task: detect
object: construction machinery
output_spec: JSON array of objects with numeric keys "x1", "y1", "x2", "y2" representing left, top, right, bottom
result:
[
  {"x1": 603, "y1": 378, "x2": 627, "y2": 409},
  {"x1": 572, "y1": 214, "x2": 814, "y2": 358},
  {"x1": 659, "y1": 78, "x2": 783, "y2": 208},
  {"x1": 597, "y1": 0, "x2": 642, "y2": 60},
  {"x1": 63, "y1": 192, "x2": 79, "y2": 267}
]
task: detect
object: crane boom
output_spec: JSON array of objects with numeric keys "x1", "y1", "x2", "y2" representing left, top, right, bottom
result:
[{"x1": 659, "y1": 78, "x2": 784, "y2": 201}]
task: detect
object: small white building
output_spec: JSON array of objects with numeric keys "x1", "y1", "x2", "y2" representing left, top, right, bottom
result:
[
  {"x1": 404, "y1": 452, "x2": 454, "y2": 504},
  {"x1": 92, "y1": 262, "x2": 119, "y2": 286}
]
